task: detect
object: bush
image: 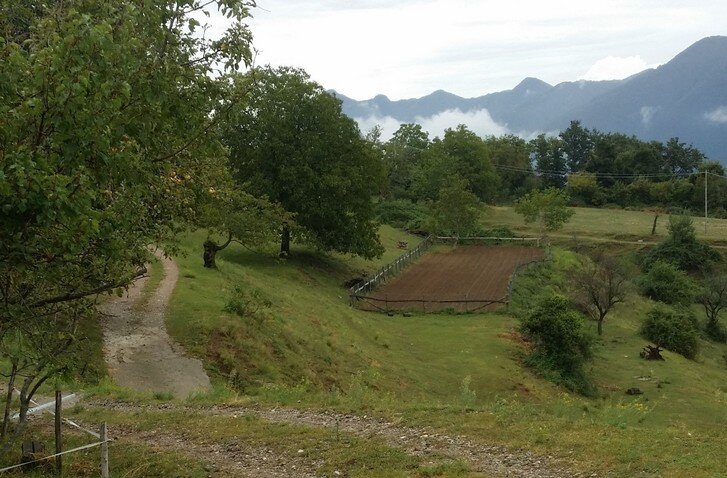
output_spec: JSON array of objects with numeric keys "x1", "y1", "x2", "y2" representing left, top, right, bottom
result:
[
  {"x1": 705, "y1": 320, "x2": 727, "y2": 343},
  {"x1": 643, "y1": 215, "x2": 720, "y2": 272},
  {"x1": 641, "y1": 306, "x2": 700, "y2": 359},
  {"x1": 519, "y1": 296, "x2": 594, "y2": 395},
  {"x1": 639, "y1": 260, "x2": 700, "y2": 305},
  {"x1": 224, "y1": 286, "x2": 272, "y2": 323},
  {"x1": 374, "y1": 199, "x2": 428, "y2": 230}
]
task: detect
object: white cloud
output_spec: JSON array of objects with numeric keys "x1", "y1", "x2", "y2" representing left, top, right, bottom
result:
[
  {"x1": 241, "y1": 1, "x2": 726, "y2": 99},
  {"x1": 640, "y1": 106, "x2": 658, "y2": 126},
  {"x1": 353, "y1": 108, "x2": 508, "y2": 141},
  {"x1": 705, "y1": 106, "x2": 727, "y2": 123},
  {"x1": 579, "y1": 56, "x2": 656, "y2": 81}
]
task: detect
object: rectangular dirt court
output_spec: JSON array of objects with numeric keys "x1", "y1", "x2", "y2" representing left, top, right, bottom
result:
[{"x1": 358, "y1": 245, "x2": 544, "y2": 313}]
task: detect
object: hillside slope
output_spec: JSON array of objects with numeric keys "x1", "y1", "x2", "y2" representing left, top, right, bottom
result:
[{"x1": 159, "y1": 222, "x2": 727, "y2": 477}]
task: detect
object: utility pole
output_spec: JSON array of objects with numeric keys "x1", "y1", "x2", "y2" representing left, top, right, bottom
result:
[{"x1": 704, "y1": 170, "x2": 708, "y2": 235}]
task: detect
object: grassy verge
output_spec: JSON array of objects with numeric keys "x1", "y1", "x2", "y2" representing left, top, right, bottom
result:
[{"x1": 481, "y1": 205, "x2": 727, "y2": 245}]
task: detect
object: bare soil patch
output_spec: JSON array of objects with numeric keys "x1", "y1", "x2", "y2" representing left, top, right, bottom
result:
[
  {"x1": 360, "y1": 245, "x2": 544, "y2": 313},
  {"x1": 100, "y1": 253, "x2": 211, "y2": 398}
]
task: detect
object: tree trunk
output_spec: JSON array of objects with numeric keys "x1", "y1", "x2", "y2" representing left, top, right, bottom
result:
[
  {"x1": 280, "y1": 224, "x2": 290, "y2": 258},
  {"x1": 203, "y1": 240, "x2": 219, "y2": 269},
  {"x1": 203, "y1": 233, "x2": 233, "y2": 269},
  {"x1": 1, "y1": 362, "x2": 17, "y2": 439},
  {"x1": 651, "y1": 214, "x2": 659, "y2": 235},
  {"x1": 597, "y1": 317, "x2": 604, "y2": 336}
]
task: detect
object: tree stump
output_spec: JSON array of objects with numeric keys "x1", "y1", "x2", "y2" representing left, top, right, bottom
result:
[
  {"x1": 21, "y1": 440, "x2": 46, "y2": 467},
  {"x1": 640, "y1": 344, "x2": 665, "y2": 361}
]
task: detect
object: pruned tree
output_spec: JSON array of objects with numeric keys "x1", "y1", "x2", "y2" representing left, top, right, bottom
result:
[
  {"x1": 698, "y1": 274, "x2": 727, "y2": 342},
  {"x1": 573, "y1": 253, "x2": 629, "y2": 335}
]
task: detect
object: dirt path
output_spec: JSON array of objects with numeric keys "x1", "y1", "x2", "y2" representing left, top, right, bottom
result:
[
  {"x1": 90, "y1": 400, "x2": 594, "y2": 478},
  {"x1": 100, "y1": 253, "x2": 211, "y2": 398}
]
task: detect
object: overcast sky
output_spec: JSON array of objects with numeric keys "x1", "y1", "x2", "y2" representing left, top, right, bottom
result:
[{"x1": 242, "y1": 0, "x2": 727, "y2": 100}]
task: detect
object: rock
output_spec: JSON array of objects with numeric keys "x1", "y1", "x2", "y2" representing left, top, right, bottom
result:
[{"x1": 626, "y1": 387, "x2": 643, "y2": 395}]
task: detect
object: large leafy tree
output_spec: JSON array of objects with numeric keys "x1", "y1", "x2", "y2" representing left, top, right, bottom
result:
[
  {"x1": 427, "y1": 176, "x2": 482, "y2": 237},
  {"x1": 411, "y1": 125, "x2": 500, "y2": 202},
  {"x1": 514, "y1": 188, "x2": 575, "y2": 239},
  {"x1": 222, "y1": 67, "x2": 385, "y2": 258},
  {"x1": 383, "y1": 123, "x2": 430, "y2": 199},
  {"x1": 0, "y1": 0, "x2": 255, "y2": 443},
  {"x1": 531, "y1": 134, "x2": 567, "y2": 189}
]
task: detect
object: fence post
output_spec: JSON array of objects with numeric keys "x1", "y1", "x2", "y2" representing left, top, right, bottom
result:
[
  {"x1": 55, "y1": 389, "x2": 62, "y2": 477},
  {"x1": 100, "y1": 422, "x2": 109, "y2": 478}
]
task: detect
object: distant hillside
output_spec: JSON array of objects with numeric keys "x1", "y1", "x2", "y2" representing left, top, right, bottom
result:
[{"x1": 336, "y1": 36, "x2": 727, "y2": 162}]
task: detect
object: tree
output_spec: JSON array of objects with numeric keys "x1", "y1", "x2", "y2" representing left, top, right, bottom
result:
[
  {"x1": 519, "y1": 296, "x2": 594, "y2": 395},
  {"x1": 567, "y1": 172, "x2": 604, "y2": 206},
  {"x1": 514, "y1": 188, "x2": 575, "y2": 239},
  {"x1": 485, "y1": 135, "x2": 536, "y2": 200},
  {"x1": 0, "y1": 0, "x2": 255, "y2": 446},
  {"x1": 384, "y1": 123, "x2": 430, "y2": 199},
  {"x1": 195, "y1": 187, "x2": 291, "y2": 269},
  {"x1": 222, "y1": 67, "x2": 385, "y2": 259},
  {"x1": 698, "y1": 274, "x2": 727, "y2": 342},
  {"x1": 639, "y1": 260, "x2": 700, "y2": 305},
  {"x1": 412, "y1": 126, "x2": 500, "y2": 202},
  {"x1": 559, "y1": 120, "x2": 593, "y2": 172},
  {"x1": 531, "y1": 134, "x2": 566, "y2": 189},
  {"x1": 573, "y1": 253, "x2": 629, "y2": 335},
  {"x1": 644, "y1": 215, "x2": 721, "y2": 272},
  {"x1": 428, "y1": 177, "x2": 483, "y2": 237},
  {"x1": 641, "y1": 306, "x2": 700, "y2": 360}
]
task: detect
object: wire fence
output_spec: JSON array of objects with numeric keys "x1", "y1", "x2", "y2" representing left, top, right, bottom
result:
[
  {"x1": 349, "y1": 235, "x2": 434, "y2": 297},
  {"x1": 349, "y1": 236, "x2": 546, "y2": 313}
]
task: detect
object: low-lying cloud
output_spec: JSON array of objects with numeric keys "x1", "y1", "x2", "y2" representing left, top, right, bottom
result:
[
  {"x1": 705, "y1": 106, "x2": 727, "y2": 124},
  {"x1": 355, "y1": 108, "x2": 509, "y2": 141}
]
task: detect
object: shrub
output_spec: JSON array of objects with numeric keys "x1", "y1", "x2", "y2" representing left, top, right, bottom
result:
[
  {"x1": 641, "y1": 306, "x2": 700, "y2": 359},
  {"x1": 374, "y1": 199, "x2": 428, "y2": 230},
  {"x1": 519, "y1": 296, "x2": 594, "y2": 395},
  {"x1": 639, "y1": 260, "x2": 699, "y2": 305},
  {"x1": 643, "y1": 215, "x2": 720, "y2": 272}
]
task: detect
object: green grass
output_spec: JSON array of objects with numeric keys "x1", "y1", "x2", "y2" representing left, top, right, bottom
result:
[
  {"x1": 482, "y1": 205, "x2": 727, "y2": 245},
  {"x1": 161, "y1": 226, "x2": 726, "y2": 477}
]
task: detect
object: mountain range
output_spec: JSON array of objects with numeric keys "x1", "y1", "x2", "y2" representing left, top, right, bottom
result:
[{"x1": 335, "y1": 36, "x2": 727, "y2": 162}]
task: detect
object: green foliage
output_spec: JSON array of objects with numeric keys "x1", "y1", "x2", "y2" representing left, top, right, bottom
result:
[
  {"x1": 383, "y1": 123, "x2": 430, "y2": 199},
  {"x1": 644, "y1": 215, "x2": 721, "y2": 272},
  {"x1": 531, "y1": 134, "x2": 567, "y2": 188},
  {"x1": 224, "y1": 286, "x2": 273, "y2": 322},
  {"x1": 641, "y1": 306, "x2": 700, "y2": 359},
  {"x1": 519, "y1": 296, "x2": 594, "y2": 395},
  {"x1": 0, "y1": 0, "x2": 255, "y2": 423},
  {"x1": 427, "y1": 177, "x2": 483, "y2": 237},
  {"x1": 223, "y1": 66, "x2": 385, "y2": 259},
  {"x1": 698, "y1": 274, "x2": 727, "y2": 343},
  {"x1": 514, "y1": 188, "x2": 575, "y2": 237},
  {"x1": 567, "y1": 172, "x2": 605, "y2": 206},
  {"x1": 639, "y1": 260, "x2": 700, "y2": 305},
  {"x1": 410, "y1": 125, "x2": 500, "y2": 202},
  {"x1": 374, "y1": 199, "x2": 428, "y2": 230}
]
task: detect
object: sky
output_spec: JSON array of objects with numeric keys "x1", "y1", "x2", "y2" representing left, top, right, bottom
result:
[{"x1": 240, "y1": 0, "x2": 727, "y2": 100}]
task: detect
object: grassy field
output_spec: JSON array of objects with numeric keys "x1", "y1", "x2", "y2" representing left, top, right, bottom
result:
[
  {"x1": 482, "y1": 205, "x2": 727, "y2": 245},
  {"x1": 145, "y1": 225, "x2": 727, "y2": 477},
  {"x1": 6, "y1": 218, "x2": 724, "y2": 477}
]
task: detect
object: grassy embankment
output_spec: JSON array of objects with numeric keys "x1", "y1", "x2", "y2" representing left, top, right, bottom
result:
[
  {"x1": 7, "y1": 208, "x2": 726, "y2": 477},
  {"x1": 149, "y1": 214, "x2": 726, "y2": 477}
]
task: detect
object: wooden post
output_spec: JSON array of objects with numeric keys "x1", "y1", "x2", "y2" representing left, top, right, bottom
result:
[
  {"x1": 55, "y1": 389, "x2": 62, "y2": 477},
  {"x1": 100, "y1": 422, "x2": 109, "y2": 478}
]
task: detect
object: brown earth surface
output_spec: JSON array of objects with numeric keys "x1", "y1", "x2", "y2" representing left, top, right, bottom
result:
[
  {"x1": 100, "y1": 252, "x2": 211, "y2": 398},
  {"x1": 357, "y1": 246, "x2": 544, "y2": 313}
]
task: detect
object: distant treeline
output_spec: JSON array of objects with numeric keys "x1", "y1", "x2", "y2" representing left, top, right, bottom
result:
[{"x1": 375, "y1": 120, "x2": 727, "y2": 218}]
